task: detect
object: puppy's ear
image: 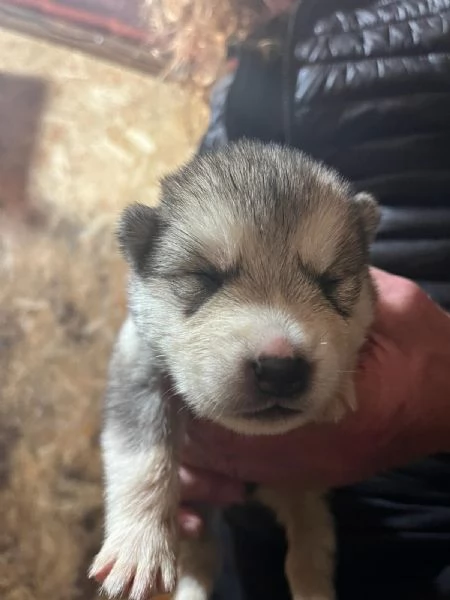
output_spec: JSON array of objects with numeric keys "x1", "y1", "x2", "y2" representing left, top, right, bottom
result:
[
  {"x1": 353, "y1": 192, "x2": 380, "y2": 245},
  {"x1": 117, "y1": 203, "x2": 161, "y2": 272}
]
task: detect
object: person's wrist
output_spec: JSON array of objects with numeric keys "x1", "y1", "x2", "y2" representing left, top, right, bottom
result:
[
  {"x1": 419, "y1": 325, "x2": 450, "y2": 453},
  {"x1": 398, "y1": 305, "x2": 450, "y2": 457}
]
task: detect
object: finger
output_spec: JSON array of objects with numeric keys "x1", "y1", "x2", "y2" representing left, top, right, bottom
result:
[
  {"x1": 178, "y1": 506, "x2": 204, "y2": 538},
  {"x1": 179, "y1": 465, "x2": 245, "y2": 505}
]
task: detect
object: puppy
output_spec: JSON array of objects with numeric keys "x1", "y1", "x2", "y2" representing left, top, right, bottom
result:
[{"x1": 90, "y1": 140, "x2": 379, "y2": 600}]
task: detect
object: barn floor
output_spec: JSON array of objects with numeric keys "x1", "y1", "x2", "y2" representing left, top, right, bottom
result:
[{"x1": 0, "y1": 28, "x2": 208, "y2": 600}]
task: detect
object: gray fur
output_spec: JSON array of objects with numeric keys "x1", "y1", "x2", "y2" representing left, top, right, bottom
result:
[
  {"x1": 104, "y1": 319, "x2": 176, "y2": 451},
  {"x1": 91, "y1": 140, "x2": 379, "y2": 600}
]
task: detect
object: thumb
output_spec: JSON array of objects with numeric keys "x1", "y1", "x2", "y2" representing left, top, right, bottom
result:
[{"x1": 179, "y1": 465, "x2": 245, "y2": 505}]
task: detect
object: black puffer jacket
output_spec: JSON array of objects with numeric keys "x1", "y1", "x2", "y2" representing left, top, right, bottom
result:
[
  {"x1": 200, "y1": 2, "x2": 450, "y2": 598},
  {"x1": 201, "y1": 0, "x2": 450, "y2": 308}
]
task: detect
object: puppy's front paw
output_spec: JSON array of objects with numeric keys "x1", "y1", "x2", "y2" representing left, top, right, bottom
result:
[{"x1": 89, "y1": 517, "x2": 177, "y2": 600}]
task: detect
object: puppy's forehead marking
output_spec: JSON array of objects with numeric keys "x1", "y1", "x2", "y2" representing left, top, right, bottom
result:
[
  {"x1": 179, "y1": 206, "x2": 244, "y2": 270},
  {"x1": 159, "y1": 141, "x2": 362, "y2": 277},
  {"x1": 295, "y1": 198, "x2": 351, "y2": 272},
  {"x1": 165, "y1": 198, "x2": 349, "y2": 283}
]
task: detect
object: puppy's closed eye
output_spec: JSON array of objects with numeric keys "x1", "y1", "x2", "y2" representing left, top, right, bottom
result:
[
  {"x1": 318, "y1": 274, "x2": 341, "y2": 297},
  {"x1": 163, "y1": 267, "x2": 225, "y2": 316},
  {"x1": 298, "y1": 258, "x2": 360, "y2": 318},
  {"x1": 190, "y1": 269, "x2": 224, "y2": 295},
  {"x1": 319, "y1": 272, "x2": 362, "y2": 318}
]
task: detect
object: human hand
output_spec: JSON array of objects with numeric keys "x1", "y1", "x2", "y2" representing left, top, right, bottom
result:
[{"x1": 178, "y1": 268, "x2": 450, "y2": 535}]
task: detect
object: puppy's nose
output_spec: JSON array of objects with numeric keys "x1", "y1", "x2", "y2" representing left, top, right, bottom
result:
[{"x1": 252, "y1": 356, "x2": 311, "y2": 397}]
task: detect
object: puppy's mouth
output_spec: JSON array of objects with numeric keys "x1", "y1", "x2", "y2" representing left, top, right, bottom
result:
[{"x1": 240, "y1": 404, "x2": 302, "y2": 421}]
